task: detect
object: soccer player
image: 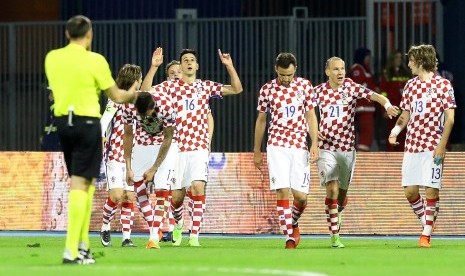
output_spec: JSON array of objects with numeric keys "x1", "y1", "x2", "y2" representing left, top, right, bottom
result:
[
  {"x1": 152, "y1": 48, "x2": 243, "y2": 247},
  {"x1": 45, "y1": 15, "x2": 138, "y2": 264},
  {"x1": 122, "y1": 80, "x2": 176, "y2": 250},
  {"x1": 253, "y1": 53, "x2": 319, "y2": 250},
  {"x1": 99, "y1": 64, "x2": 152, "y2": 248},
  {"x1": 314, "y1": 57, "x2": 399, "y2": 248},
  {"x1": 388, "y1": 45, "x2": 456, "y2": 248}
]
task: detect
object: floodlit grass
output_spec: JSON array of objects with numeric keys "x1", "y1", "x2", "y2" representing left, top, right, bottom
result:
[{"x1": 1, "y1": 235, "x2": 464, "y2": 276}]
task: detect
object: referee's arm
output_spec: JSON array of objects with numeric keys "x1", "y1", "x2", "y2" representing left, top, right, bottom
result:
[{"x1": 105, "y1": 82, "x2": 139, "y2": 104}]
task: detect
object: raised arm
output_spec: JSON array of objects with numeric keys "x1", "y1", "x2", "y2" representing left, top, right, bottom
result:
[
  {"x1": 218, "y1": 49, "x2": 243, "y2": 96},
  {"x1": 104, "y1": 82, "x2": 139, "y2": 104},
  {"x1": 140, "y1": 47, "x2": 163, "y2": 91}
]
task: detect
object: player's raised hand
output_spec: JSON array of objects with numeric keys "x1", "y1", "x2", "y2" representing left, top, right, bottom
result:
[
  {"x1": 218, "y1": 49, "x2": 233, "y2": 66},
  {"x1": 151, "y1": 47, "x2": 163, "y2": 68}
]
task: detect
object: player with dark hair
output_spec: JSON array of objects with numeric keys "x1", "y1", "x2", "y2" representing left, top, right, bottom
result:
[
  {"x1": 151, "y1": 48, "x2": 243, "y2": 247},
  {"x1": 253, "y1": 52, "x2": 319, "y2": 249},
  {"x1": 389, "y1": 45, "x2": 456, "y2": 247}
]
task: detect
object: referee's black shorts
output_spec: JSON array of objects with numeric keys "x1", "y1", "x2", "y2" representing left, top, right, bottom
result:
[{"x1": 56, "y1": 116, "x2": 102, "y2": 179}]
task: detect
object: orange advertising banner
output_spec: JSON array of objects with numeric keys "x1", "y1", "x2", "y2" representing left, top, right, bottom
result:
[{"x1": 1, "y1": 152, "x2": 464, "y2": 235}]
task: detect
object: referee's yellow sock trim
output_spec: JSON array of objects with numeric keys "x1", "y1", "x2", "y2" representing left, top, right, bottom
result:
[{"x1": 65, "y1": 189, "x2": 88, "y2": 259}]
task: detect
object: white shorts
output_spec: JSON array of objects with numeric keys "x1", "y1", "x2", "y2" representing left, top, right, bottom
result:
[
  {"x1": 132, "y1": 143, "x2": 178, "y2": 190},
  {"x1": 172, "y1": 149, "x2": 209, "y2": 190},
  {"x1": 105, "y1": 159, "x2": 132, "y2": 192},
  {"x1": 402, "y1": 151, "x2": 443, "y2": 189},
  {"x1": 316, "y1": 150, "x2": 356, "y2": 190},
  {"x1": 267, "y1": 146, "x2": 310, "y2": 194}
]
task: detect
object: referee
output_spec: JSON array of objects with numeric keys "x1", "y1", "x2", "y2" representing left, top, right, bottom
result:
[{"x1": 45, "y1": 15, "x2": 138, "y2": 264}]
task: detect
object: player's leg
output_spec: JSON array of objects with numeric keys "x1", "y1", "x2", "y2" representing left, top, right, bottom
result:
[
  {"x1": 120, "y1": 190, "x2": 136, "y2": 247},
  {"x1": 289, "y1": 147, "x2": 311, "y2": 247},
  {"x1": 131, "y1": 144, "x2": 158, "y2": 247},
  {"x1": 317, "y1": 150, "x2": 344, "y2": 248},
  {"x1": 100, "y1": 186, "x2": 123, "y2": 247},
  {"x1": 420, "y1": 155, "x2": 442, "y2": 247},
  {"x1": 267, "y1": 146, "x2": 294, "y2": 249},
  {"x1": 186, "y1": 150, "x2": 210, "y2": 247},
  {"x1": 337, "y1": 151, "x2": 355, "y2": 233}
]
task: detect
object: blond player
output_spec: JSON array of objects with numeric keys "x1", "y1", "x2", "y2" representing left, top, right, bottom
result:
[{"x1": 314, "y1": 56, "x2": 398, "y2": 248}]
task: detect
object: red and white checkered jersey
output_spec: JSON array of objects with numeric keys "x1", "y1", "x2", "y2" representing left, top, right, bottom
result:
[
  {"x1": 400, "y1": 74, "x2": 456, "y2": 153},
  {"x1": 314, "y1": 78, "x2": 374, "y2": 151},
  {"x1": 102, "y1": 100, "x2": 125, "y2": 163},
  {"x1": 122, "y1": 90, "x2": 176, "y2": 146},
  {"x1": 153, "y1": 79, "x2": 223, "y2": 152},
  {"x1": 256, "y1": 77, "x2": 315, "y2": 150}
]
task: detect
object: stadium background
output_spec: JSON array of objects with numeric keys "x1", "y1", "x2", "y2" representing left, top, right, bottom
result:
[{"x1": 0, "y1": 0, "x2": 464, "y2": 235}]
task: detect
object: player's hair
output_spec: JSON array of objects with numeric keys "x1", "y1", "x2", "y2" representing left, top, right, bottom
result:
[
  {"x1": 180, "y1": 49, "x2": 197, "y2": 62},
  {"x1": 116, "y1": 64, "x2": 142, "y2": 90},
  {"x1": 135, "y1": 92, "x2": 155, "y2": 115},
  {"x1": 325, "y1": 56, "x2": 344, "y2": 70},
  {"x1": 66, "y1": 15, "x2": 92, "y2": 39},
  {"x1": 407, "y1": 44, "x2": 438, "y2": 72},
  {"x1": 275, "y1": 53, "x2": 297, "y2": 68},
  {"x1": 166, "y1": 60, "x2": 180, "y2": 75}
]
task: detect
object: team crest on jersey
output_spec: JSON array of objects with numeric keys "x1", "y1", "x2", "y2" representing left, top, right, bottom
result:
[
  {"x1": 111, "y1": 176, "x2": 116, "y2": 183},
  {"x1": 295, "y1": 91, "x2": 303, "y2": 101},
  {"x1": 426, "y1": 88, "x2": 435, "y2": 102},
  {"x1": 341, "y1": 91, "x2": 348, "y2": 105}
]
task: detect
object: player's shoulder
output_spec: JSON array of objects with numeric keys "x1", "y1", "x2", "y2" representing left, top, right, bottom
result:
[
  {"x1": 260, "y1": 79, "x2": 277, "y2": 91},
  {"x1": 313, "y1": 81, "x2": 328, "y2": 92},
  {"x1": 404, "y1": 76, "x2": 418, "y2": 87},
  {"x1": 434, "y1": 74, "x2": 452, "y2": 87},
  {"x1": 295, "y1": 76, "x2": 313, "y2": 87}
]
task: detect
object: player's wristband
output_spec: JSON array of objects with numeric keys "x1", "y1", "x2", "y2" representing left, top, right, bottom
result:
[
  {"x1": 390, "y1": 125, "x2": 401, "y2": 136},
  {"x1": 384, "y1": 102, "x2": 392, "y2": 111}
]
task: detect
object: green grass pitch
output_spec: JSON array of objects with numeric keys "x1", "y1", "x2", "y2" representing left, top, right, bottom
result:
[{"x1": 1, "y1": 235, "x2": 464, "y2": 276}]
